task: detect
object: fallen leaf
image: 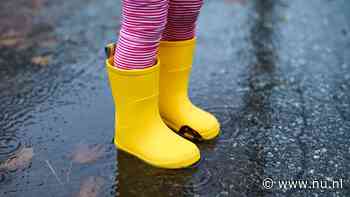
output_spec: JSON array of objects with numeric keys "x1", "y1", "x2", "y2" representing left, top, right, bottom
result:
[
  {"x1": 71, "y1": 143, "x2": 106, "y2": 164},
  {"x1": 0, "y1": 37, "x2": 22, "y2": 47},
  {"x1": 3, "y1": 147, "x2": 34, "y2": 171},
  {"x1": 78, "y1": 176, "x2": 105, "y2": 197},
  {"x1": 31, "y1": 55, "x2": 51, "y2": 66}
]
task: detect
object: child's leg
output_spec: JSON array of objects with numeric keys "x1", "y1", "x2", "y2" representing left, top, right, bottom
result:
[
  {"x1": 162, "y1": 0, "x2": 203, "y2": 41},
  {"x1": 107, "y1": 0, "x2": 201, "y2": 169},
  {"x1": 114, "y1": 0, "x2": 169, "y2": 69},
  {"x1": 158, "y1": 0, "x2": 220, "y2": 140}
]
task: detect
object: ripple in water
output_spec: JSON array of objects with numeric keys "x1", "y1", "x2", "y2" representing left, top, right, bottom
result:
[
  {"x1": 205, "y1": 105, "x2": 235, "y2": 126},
  {"x1": 184, "y1": 168, "x2": 212, "y2": 191},
  {"x1": 0, "y1": 170, "x2": 10, "y2": 185},
  {"x1": 206, "y1": 105, "x2": 241, "y2": 143},
  {"x1": 0, "y1": 135, "x2": 23, "y2": 161}
]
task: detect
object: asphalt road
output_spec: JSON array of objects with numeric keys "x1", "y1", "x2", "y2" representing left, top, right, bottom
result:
[{"x1": 0, "y1": 0, "x2": 350, "y2": 196}]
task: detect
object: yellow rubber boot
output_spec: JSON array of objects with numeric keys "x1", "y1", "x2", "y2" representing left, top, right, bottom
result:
[
  {"x1": 158, "y1": 38, "x2": 220, "y2": 141},
  {"x1": 105, "y1": 44, "x2": 200, "y2": 169}
]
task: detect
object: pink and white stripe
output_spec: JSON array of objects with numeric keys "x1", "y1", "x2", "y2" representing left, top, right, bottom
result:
[
  {"x1": 114, "y1": 0, "x2": 203, "y2": 70},
  {"x1": 163, "y1": 0, "x2": 203, "y2": 41}
]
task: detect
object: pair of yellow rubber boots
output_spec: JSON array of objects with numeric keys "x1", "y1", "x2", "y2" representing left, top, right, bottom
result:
[{"x1": 105, "y1": 38, "x2": 220, "y2": 169}]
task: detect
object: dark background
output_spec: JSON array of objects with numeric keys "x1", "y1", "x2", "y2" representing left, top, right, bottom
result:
[{"x1": 0, "y1": 0, "x2": 350, "y2": 196}]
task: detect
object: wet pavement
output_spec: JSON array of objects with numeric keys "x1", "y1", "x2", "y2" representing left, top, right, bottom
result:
[{"x1": 1, "y1": 0, "x2": 350, "y2": 196}]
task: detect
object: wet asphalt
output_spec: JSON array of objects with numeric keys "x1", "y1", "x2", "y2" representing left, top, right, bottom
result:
[{"x1": 1, "y1": 0, "x2": 350, "y2": 196}]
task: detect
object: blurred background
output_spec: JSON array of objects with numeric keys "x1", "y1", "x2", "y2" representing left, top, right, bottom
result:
[{"x1": 1, "y1": 0, "x2": 350, "y2": 196}]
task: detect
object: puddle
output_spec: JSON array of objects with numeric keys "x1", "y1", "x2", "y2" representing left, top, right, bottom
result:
[
  {"x1": 1, "y1": 0, "x2": 350, "y2": 196},
  {"x1": 0, "y1": 135, "x2": 23, "y2": 161}
]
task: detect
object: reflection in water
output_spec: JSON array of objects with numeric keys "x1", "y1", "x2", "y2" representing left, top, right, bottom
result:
[{"x1": 115, "y1": 151, "x2": 197, "y2": 197}]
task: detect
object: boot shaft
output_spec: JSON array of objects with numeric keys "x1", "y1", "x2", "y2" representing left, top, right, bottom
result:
[{"x1": 105, "y1": 46, "x2": 161, "y2": 128}]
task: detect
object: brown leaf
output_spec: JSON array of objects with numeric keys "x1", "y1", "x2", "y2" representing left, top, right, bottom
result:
[
  {"x1": 0, "y1": 37, "x2": 22, "y2": 47},
  {"x1": 78, "y1": 176, "x2": 105, "y2": 197},
  {"x1": 31, "y1": 55, "x2": 51, "y2": 66},
  {"x1": 3, "y1": 147, "x2": 34, "y2": 171},
  {"x1": 71, "y1": 143, "x2": 106, "y2": 164}
]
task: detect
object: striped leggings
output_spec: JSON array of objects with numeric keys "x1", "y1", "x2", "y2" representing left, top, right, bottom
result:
[{"x1": 114, "y1": 0, "x2": 203, "y2": 69}]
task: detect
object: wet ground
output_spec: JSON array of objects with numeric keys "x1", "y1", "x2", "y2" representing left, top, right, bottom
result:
[{"x1": 1, "y1": 0, "x2": 350, "y2": 196}]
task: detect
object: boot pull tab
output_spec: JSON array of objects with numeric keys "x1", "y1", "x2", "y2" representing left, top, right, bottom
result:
[
  {"x1": 105, "y1": 43, "x2": 116, "y2": 58},
  {"x1": 178, "y1": 126, "x2": 203, "y2": 142}
]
